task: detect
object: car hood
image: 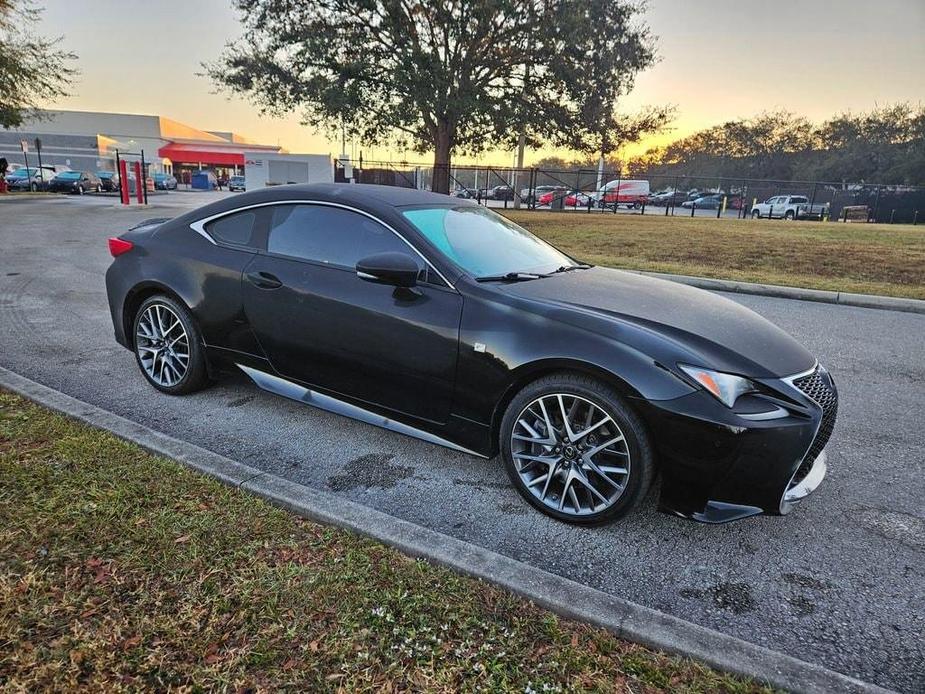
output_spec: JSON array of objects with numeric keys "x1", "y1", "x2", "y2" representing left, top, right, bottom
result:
[{"x1": 500, "y1": 266, "x2": 815, "y2": 378}]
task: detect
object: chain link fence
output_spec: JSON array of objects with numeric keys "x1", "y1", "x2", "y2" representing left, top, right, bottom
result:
[{"x1": 335, "y1": 159, "x2": 924, "y2": 225}]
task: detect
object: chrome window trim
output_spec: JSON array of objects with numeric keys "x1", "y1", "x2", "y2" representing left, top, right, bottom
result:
[{"x1": 189, "y1": 199, "x2": 456, "y2": 290}]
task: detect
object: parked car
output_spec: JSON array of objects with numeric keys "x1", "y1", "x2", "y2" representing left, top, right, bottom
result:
[
  {"x1": 681, "y1": 194, "x2": 725, "y2": 210},
  {"x1": 6, "y1": 166, "x2": 60, "y2": 191},
  {"x1": 97, "y1": 171, "x2": 120, "y2": 192},
  {"x1": 537, "y1": 187, "x2": 570, "y2": 206},
  {"x1": 751, "y1": 195, "x2": 828, "y2": 220},
  {"x1": 648, "y1": 190, "x2": 689, "y2": 206},
  {"x1": 596, "y1": 179, "x2": 650, "y2": 209},
  {"x1": 153, "y1": 173, "x2": 178, "y2": 190},
  {"x1": 565, "y1": 190, "x2": 595, "y2": 207},
  {"x1": 47, "y1": 170, "x2": 102, "y2": 194},
  {"x1": 453, "y1": 187, "x2": 478, "y2": 199},
  {"x1": 488, "y1": 185, "x2": 515, "y2": 201},
  {"x1": 106, "y1": 183, "x2": 836, "y2": 525},
  {"x1": 229, "y1": 175, "x2": 246, "y2": 192},
  {"x1": 520, "y1": 185, "x2": 565, "y2": 205}
]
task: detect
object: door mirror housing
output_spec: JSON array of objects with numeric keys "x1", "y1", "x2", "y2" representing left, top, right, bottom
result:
[{"x1": 356, "y1": 252, "x2": 421, "y2": 288}]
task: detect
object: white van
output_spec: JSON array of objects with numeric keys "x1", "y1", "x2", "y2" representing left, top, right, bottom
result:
[{"x1": 596, "y1": 179, "x2": 650, "y2": 209}]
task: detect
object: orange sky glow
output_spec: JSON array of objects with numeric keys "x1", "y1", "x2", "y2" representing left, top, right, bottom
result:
[{"x1": 36, "y1": 0, "x2": 925, "y2": 166}]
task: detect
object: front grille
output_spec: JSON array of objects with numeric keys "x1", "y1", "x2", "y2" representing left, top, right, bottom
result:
[{"x1": 789, "y1": 368, "x2": 838, "y2": 486}]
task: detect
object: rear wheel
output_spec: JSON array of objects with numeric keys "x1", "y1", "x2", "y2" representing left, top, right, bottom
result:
[
  {"x1": 132, "y1": 295, "x2": 209, "y2": 395},
  {"x1": 500, "y1": 373, "x2": 654, "y2": 525}
]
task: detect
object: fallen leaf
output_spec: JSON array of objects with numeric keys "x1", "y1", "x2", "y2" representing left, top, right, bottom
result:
[
  {"x1": 309, "y1": 640, "x2": 319, "y2": 652},
  {"x1": 174, "y1": 535, "x2": 191, "y2": 544},
  {"x1": 204, "y1": 654, "x2": 221, "y2": 665},
  {"x1": 123, "y1": 634, "x2": 142, "y2": 650}
]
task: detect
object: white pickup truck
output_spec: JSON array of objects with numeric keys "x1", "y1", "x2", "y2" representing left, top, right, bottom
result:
[{"x1": 750, "y1": 195, "x2": 828, "y2": 220}]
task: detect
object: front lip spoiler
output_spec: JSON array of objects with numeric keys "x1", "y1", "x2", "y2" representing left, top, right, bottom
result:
[{"x1": 780, "y1": 449, "x2": 828, "y2": 514}]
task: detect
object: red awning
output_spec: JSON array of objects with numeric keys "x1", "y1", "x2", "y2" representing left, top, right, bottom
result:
[{"x1": 158, "y1": 144, "x2": 244, "y2": 166}]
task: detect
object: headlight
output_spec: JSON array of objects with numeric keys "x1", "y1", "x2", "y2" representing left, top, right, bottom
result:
[{"x1": 679, "y1": 364, "x2": 755, "y2": 408}]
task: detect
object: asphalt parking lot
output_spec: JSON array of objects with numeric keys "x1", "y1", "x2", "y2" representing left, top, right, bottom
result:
[{"x1": 1, "y1": 193, "x2": 923, "y2": 692}]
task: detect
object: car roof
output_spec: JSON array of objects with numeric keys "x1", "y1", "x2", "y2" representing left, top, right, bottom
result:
[{"x1": 170, "y1": 182, "x2": 478, "y2": 230}]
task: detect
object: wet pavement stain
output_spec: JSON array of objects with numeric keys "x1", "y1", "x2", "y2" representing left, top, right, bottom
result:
[
  {"x1": 787, "y1": 594, "x2": 817, "y2": 616},
  {"x1": 680, "y1": 582, "x2": 757, "y2": 614},
  {"x1": 782, "y1": 572, "x2": 831, "y2": 591},
  {"x1": 328, "y1": 453, "x2": 413, "y2": 491},
  {"x1": 227, "y1": 395, "x2": 256, "y2": 408}
]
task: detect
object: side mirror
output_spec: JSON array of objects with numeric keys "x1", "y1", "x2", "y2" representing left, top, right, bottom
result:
[{"x1": 356, "y1": 252, "x2": 421, "y2": 288}]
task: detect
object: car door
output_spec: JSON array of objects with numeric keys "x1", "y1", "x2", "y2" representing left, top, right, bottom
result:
[{"x1": 242, "y1": 202, "x2": 463, "y2": 423}]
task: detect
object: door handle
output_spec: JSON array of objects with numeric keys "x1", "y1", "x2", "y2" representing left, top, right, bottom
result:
[{"x1": 246, "y1": 271, "x2": 283, "y2": 289}]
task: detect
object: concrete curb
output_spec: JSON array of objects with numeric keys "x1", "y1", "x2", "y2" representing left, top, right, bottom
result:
[
  {"x1": 631, "y1": 270, "x2": 925, "y2": 314},
  {"x1": 0, "y1": 365, "x2": 894, "y2": 694}
]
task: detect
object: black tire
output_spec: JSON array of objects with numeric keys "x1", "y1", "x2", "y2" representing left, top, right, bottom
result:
[
  {"x1": 785, "y1": 210, "x2": 795, "y2": 220},
  {"x1": 751, "y1": 209, "x2": 761, "y2": 219},
  {"x1": 77, "y1": 185, "x2": 84, "y2": 195},
  {"x1": 30, "y1": 182, "x2": 38, "y2": 192},
  {"x1": 132, "y1": 294, "x2": 210, "y2": 395},
  {"x1": 500, "y1": 372, "x2": 654, "y2": 525}
]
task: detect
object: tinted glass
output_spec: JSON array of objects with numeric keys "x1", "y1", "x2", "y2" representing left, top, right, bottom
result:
[
  {"x1": 403, "y1": 206, "x2": 575, "y2": 277},
  {"x1": 267, "y1": 205, "x2": 407, "y2": 268},
  {"x1": 206, "y1": 211, "x2": 257, "y2": 247},
  {"x1": 57, "y1": 171, "x2": 80, "y2": 180},
  {"x1": 791, "y1": 196, "x2": 808, "y2": 203}
]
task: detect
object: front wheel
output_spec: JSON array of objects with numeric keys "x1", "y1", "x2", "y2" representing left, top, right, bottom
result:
[
  {"x1": 785, "y1": 210, "x2": 795, "y2": 220},
  {"x1": 133, "y1": 295, "x2": 209, "y2": 395},
  {"x1": 751, "y1": 209, "x2": 761, "y2": 219},
  {"x1": 500, "y1": 373, "x2": 654, "y2": 525}
]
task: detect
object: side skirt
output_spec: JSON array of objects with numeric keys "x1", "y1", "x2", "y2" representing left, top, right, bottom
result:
[{"x1": 236, "y1": 364, "x2": 488, "y2": 459}]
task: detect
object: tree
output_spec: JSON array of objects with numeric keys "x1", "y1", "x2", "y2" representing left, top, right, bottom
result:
[
  {"x1": 206, "y1": 0, "x2": 661, "y2": 194},
  {"x1": 552, "y1": 0, "x2": 673, "y2": 187},
  {"x1": 0, "y1": 0, "x2": 77, "y2": 129}
]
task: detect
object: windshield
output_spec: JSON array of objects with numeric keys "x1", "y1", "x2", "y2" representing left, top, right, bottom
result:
[
  {"x1": 403, "y1": 206, "x2": 576, "y2": 277},
  {"x1": 56, "y1": 171, "x2": 80, "y2": 180},
  {"x1": 8, "y1": 168, "x2": 34, "y2": 178}
]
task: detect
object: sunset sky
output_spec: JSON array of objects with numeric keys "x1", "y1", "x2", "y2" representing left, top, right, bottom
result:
[{"x1": 36, "y1": 0, "x2": 925, "y2": 165}]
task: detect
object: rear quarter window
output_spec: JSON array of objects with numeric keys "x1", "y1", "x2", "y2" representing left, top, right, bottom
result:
[{"x1": 206, "y1": 211, "x2": 258, "y2": 247}]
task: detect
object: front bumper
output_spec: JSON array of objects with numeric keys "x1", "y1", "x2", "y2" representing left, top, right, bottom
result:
[{"x1": 635, "y1": 365, "x2": 837, "y2": 523}]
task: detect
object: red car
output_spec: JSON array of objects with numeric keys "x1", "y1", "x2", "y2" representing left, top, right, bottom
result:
[{"x1": 537, "y1": 187, "x2": 569, "y2": 206}]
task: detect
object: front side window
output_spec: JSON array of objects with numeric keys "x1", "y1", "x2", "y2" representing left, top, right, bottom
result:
[
  {"x1": 403, "y1": 206, "x2": 575, "y2": 278},
  {"x1": 267, "y1": 204, "x2": 408, "y2": 268},
  {"x1": 206, "y1": 211, "x2": 257, "y2": 247}
]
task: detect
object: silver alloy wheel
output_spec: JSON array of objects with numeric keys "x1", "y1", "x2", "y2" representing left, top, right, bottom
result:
[
  {"x1": 511, "y1": 393, "x2": 631, "y2": 516},
  {"x1": 136, "y1": 303, "x2": 190, "y2": 387}
]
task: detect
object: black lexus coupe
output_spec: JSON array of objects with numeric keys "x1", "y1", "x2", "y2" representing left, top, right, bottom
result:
[{"x1": 105, "y1": 184, "x2": 837, "y2": 525}]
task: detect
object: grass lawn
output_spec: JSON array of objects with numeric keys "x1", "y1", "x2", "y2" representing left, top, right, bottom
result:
[
  {"x1": 501, "y1": 211, "x2": 925, "y2": 300},
  {"x1": 0, "y1": 390, "x2": 768, "y2": 692}
]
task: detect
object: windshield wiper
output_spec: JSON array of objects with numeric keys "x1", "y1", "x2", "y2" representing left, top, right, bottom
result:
[
  {"x1": 552, "y1": 263, "x2": 592, "y2": 273},
  {"x1": 475, "y1": 271, "x2": 549, "y2": 282}
]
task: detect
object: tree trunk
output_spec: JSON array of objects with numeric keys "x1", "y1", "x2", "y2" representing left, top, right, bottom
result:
[{"x1": 431, "y1": 123, "x2": 452, "y2": 195}]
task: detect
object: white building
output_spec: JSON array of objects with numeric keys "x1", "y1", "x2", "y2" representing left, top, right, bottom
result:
[
  {"x1": 0, "y1": 109, "x2": 283, "y2": 180},
  {"x1": 243, "y1": 152, "x2": 334, "y2": 188}
]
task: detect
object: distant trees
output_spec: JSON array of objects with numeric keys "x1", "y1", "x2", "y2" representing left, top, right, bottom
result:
[
  {"x1": 206, "y1": 0, "x2": 665, "y2": 194},
  {"x1": 624, "y1": 105, "x2": 925, "y2": 185},
  {"x1": 0, "y1": 1, "x2": 76, "y2": 129}
]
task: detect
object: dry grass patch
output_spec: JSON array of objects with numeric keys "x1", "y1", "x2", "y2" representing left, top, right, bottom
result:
[{"x1": 502, "y1": 211, "x2": 925, "y2": 299}]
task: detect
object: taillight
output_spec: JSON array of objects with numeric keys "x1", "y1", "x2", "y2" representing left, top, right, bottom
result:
[{"x1": 108, "y1": 237, "x2": 134, "y2": 257}]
